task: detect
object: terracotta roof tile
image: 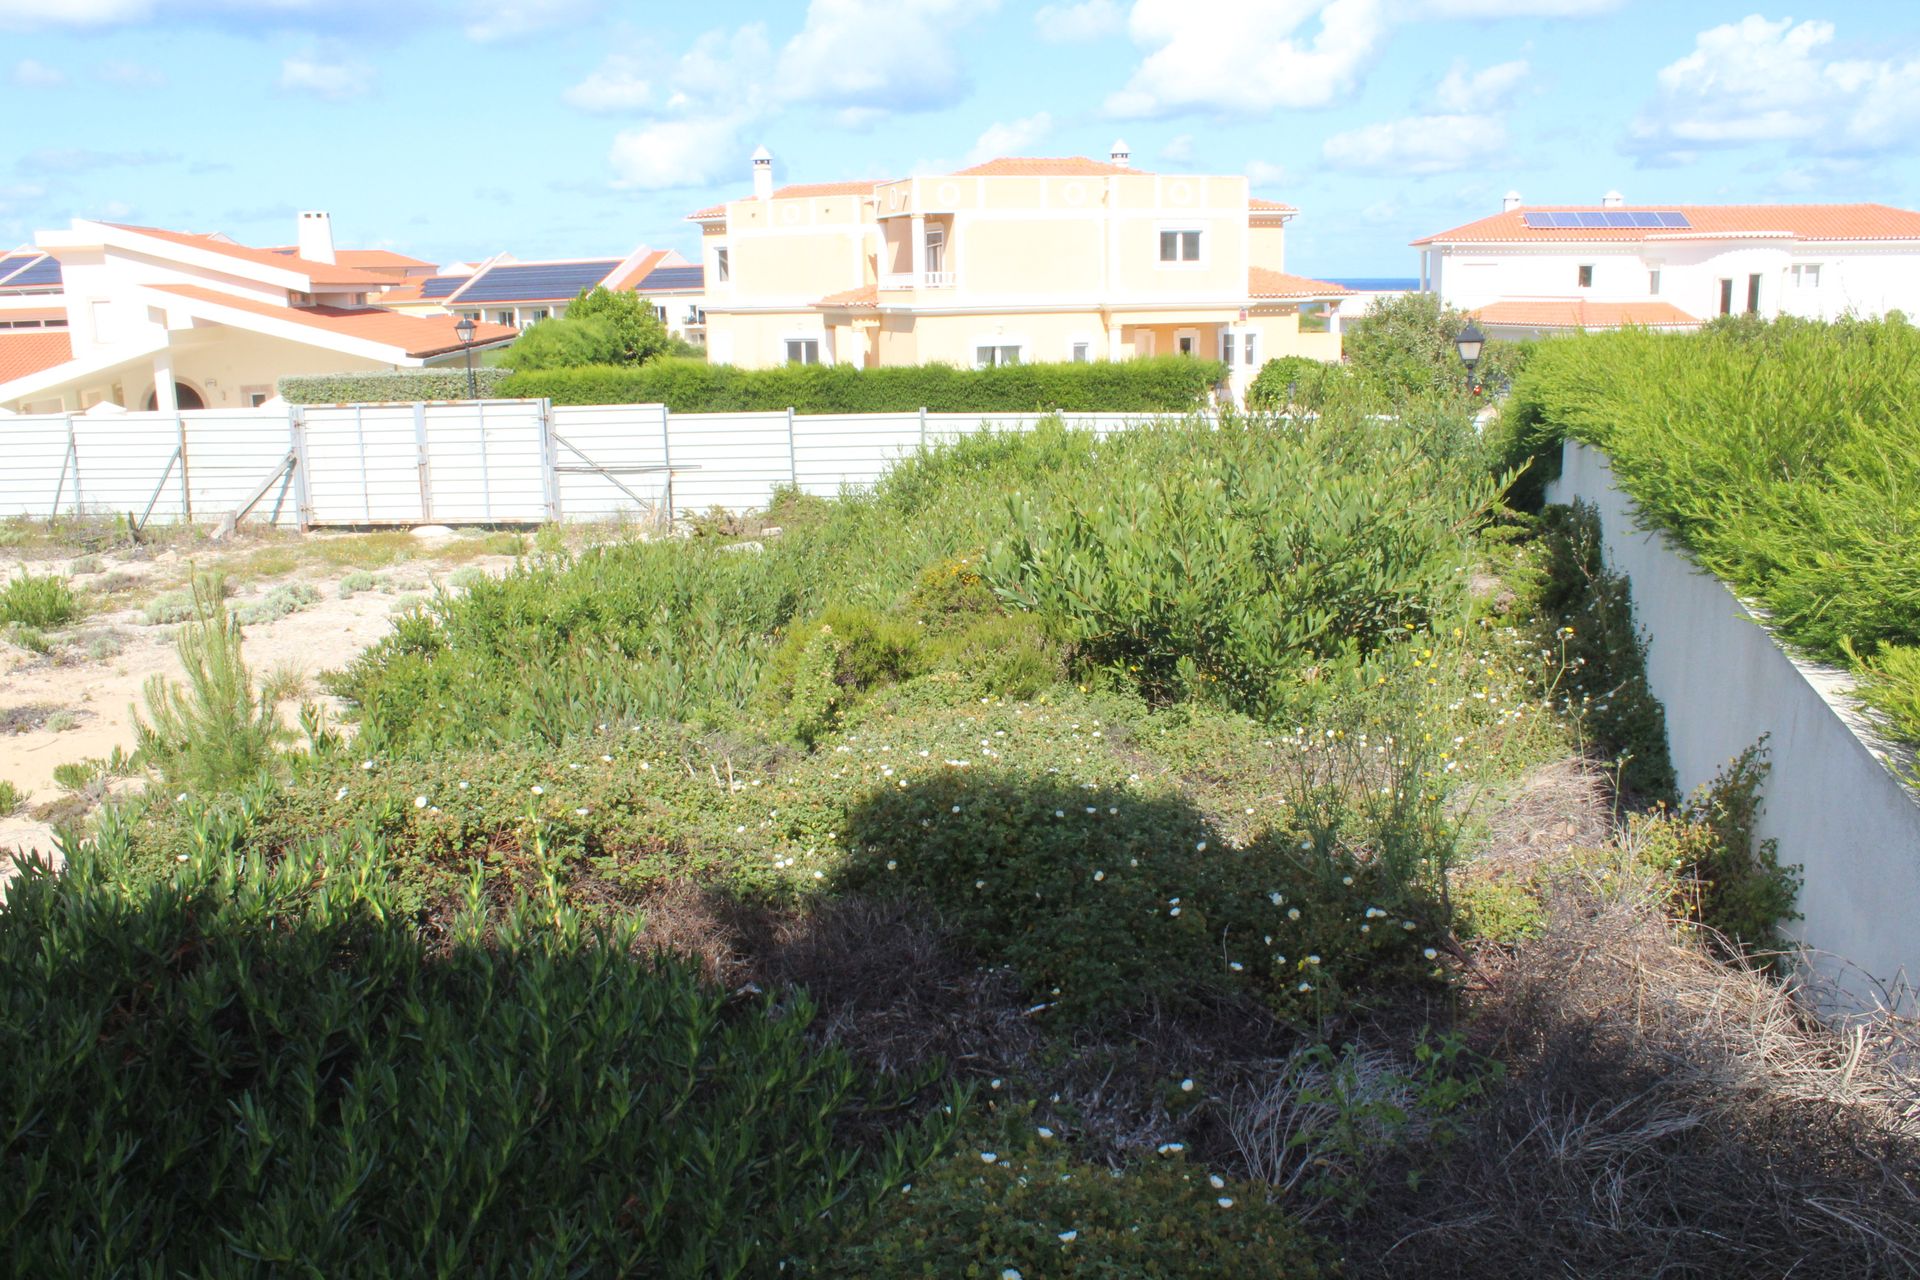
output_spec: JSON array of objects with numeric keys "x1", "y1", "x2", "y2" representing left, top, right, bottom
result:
[
  {"x1": 1413, "y1": 203, "x2": 1920, "y2": 245},
  {"x1": 813, "y1": 283, "x2": 878, "y2": 310},
  {"x1": 148, "y1": 284, "x2": 518, "y2": 358},
  {"x1": 953, "y1": 156, "x2": 1145, "y2": 177},
  {"x1": 687, "y1": 181, "x2": 882, "y2": 222},
  {"x1": 1474, "y1": 300, "x2": 1702, "y2": 329},
  {"x1": 104, "y1": 223, "x2": 395, "y2": 287},
  {"x1": 1249, "y1": 198, "x2": 1297, "y2": 213},
  {"x1": 1248, "y1": 268, "x2": 1352, "y2": 299},
  {"x1": 0, "y1": 330, "x2": 73, "y2": 384}
]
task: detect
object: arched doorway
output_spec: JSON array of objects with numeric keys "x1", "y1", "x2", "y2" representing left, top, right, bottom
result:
[{"x1": 145, "y1": 382, "x2": 206, "y2": 410}]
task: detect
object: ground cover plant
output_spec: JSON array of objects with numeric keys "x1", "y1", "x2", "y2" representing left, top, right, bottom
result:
[
  {"x1": 8, "y1": 383, "x2": 1903, "y2": 1275},
  {"x1": 1500, "y1": 316, "x2": 1920, "y2": 753}
]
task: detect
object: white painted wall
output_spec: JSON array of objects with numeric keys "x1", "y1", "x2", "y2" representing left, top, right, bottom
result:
[
  {"x1": 1433, "y1": 239, "x2": 1920, "y2": 322},
  {"x1": 1546, "y1": 440, "x2": 1919, "y2": 1014}
]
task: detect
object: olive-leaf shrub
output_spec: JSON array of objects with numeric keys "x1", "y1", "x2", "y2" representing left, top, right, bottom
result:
[{"x1": 0, "y1": 819, "x2": 959, "y2": 1278}]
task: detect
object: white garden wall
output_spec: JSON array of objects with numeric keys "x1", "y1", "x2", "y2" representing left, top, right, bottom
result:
[{"x1": 1546, "y1": 439, "x2": 1920, "y2": 1013}]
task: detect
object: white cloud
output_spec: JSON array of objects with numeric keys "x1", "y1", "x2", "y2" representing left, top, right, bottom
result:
[
  {"x1": 1630, "y1": 16, "x2": 1920, "y2": 158},
  {"x1": 1161, "y1": 133, "x2": 1194, "y2": 163},
  {"x1": 1359, "y1": 198, "x2": 1401, "y2": 225},
  {"x1": 1246, "y1": 158, "x2": 1288, "y2": 187},
  {"x1": 967, "y1": 112, "x2": 1054, "y2": 164},
  {"x1": 277, "y1": 53, "x2": 375, "y2": 101},
  {"x1": 1106, "y1": 0, "x2": 1388, "y2": 117},
  {"x1": 777, "y1": 0, "x2": 989, "y2": 113},
  {"x1": 1435, "y1": 56, "x2": 1527, "y2": 111},
  {"x1": 1323, "y1": 112, "x2": 1506, "y2": 174},
  {"x1": 1410, "y1": 0, "x2": 1621, "y2": 14},
  {"x1": 563, "y1": 54, "x2": 650, "y2": 113},
  {"x1": 98, "y1": 59, "x2": 166, "y2": 88},
  {"x1": 1034, "y1": 0, "x2": 1123, "y2": 42},
  {"x1": 609, "y1": 117, "x2": 750, "y2": 190},
  {"x1": 0, "y1": 0, "x2": 149, "y2": 27},
  {"x1": 9, "y1": 57, "x2": 65, "y2": 87},
  {"x1": 464, "y1": 0, "x2": 596, "y2": 41}
]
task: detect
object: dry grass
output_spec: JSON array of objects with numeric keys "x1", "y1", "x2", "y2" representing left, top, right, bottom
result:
[{"x1": 1478, "y1": 755, "x2": 1615, "y2": 868}]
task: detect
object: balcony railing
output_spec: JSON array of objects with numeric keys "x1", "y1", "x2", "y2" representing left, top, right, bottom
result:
[{"x1": 880, "y1": 270, "x2": 956, "y2": 290}]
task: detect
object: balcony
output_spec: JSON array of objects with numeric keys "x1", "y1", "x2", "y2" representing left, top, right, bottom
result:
[{"x1": 880, "y1": 270, "x2": 956, "y2": 290}]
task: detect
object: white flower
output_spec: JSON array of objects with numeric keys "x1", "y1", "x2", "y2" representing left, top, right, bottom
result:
[
  {"x1": 575, "y1": 807, "x2": 590, "y2": 816},
  {"x1": 531, "y1": 785, "x2": 544, "y2": 795},
  {"x1": 1403, "y1": 920, "x2": 1417, "y2": 931},
  {"x1": 1037, "y1": 1126, "x2": 1054, "y2": 1139},
  {"x1": 414, "y1": 796, "x2": 428, "y2": 809},
  {"x1": 990, "y1": 1078, "x2": 1003, "y2": 1090},
  {"x1": 975, "y1": 879, "x2": 986, "y2": 889},
  {"x1": 1342, "y1": 875, "x2": 1354, "y2": 886},
  {"x1": 952, "y1": 805, "x2": 962, "y2": 813},
  {"x1": 1287, "y1": 907, "x2": 1301, "y2": 921},
  {"x1": 1297, "y1": 981, "x2": 1312, "y2": 992},
  {"x1": 1093, "y1": 870, "x2": 1105, "y2": 881},
  {"x1": 600, "y1": 754, "x2": 613, "y2": 763},
  {"x1": 176, "y1": 792, "x2": 189, "y2": 802},
  {"x1": 334, "y1": 787, "x2": 349, "y2": 801},
  {"x1": 360, "y1": 759, "x2": 374, "y2": 771},
  {"x1": 1180, "y1": 1077, "x2": 1195, "y2": 1092},
  {"x1": 1209, "y1": 1174, "x2": 1226, "y2": 1189},
  {"x1": 980, "y1": 1152, "x2": 998, "y2": 1164},
  {"x1": 886, "y1": 860, "x2": 898, "y2": 871},
  {"x1": 1058, "y1": 1230, "x2": 1078, "y2": 1243},
  {"x1": 1156, "y1": 1142, "x2": 1185, "y2": 1155},
  {"x1": 458, "y1": 781, "x2": 469, "y2": 790},
  {"x1": 1217, "y1": 1196, "x2": 1234, "y2": 1208},
  {"x1": 1195, "y1": 840, "x2": 1207, "y2": 852},
  {"x1": 1169, "y1": 907, "x2": 1181, "y2": 917},
  {"x1": 1229, "y1": 961, "x2": 1244, "y2": 972},
  {"x1": 1306, "y1": 954, "x2": 1320, "y2": 965},
  {"x1": 1424, "y1": 947, "x2": 1439, "y2": 960},
  {"x1": 1002, "y1": 1270, "x2": 1022, "y2": 1280},
  {"x1": 1054, "y1": 809, "x2": 1066, "y2": 818},
  {"x1": 1269, "y1": 892, "x2": 1283, "y2": 905},
  {"x1": 176, "y1": 854, "x2": 189, "y2": 863}
]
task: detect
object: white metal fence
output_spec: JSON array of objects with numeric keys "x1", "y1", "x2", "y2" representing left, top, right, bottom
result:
[{"x1": 0, "y1": 401, "x2": 1181, "y2": 528}]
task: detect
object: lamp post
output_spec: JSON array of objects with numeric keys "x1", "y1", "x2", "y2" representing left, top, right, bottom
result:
[
  {"x1": 454, "y1": 315, "x2": 478, "y2": 400},
  {"x1": 1454, "y1": 319, "x2": 1486, "y2": 396}
]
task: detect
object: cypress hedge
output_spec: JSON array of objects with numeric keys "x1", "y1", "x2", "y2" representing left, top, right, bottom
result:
[
  {"x1": 497, "y1": 356, "x2": 1226, "y2": 413},
  {"x1": 278, "y1": 368, "x2": 515, "y2": 404}
]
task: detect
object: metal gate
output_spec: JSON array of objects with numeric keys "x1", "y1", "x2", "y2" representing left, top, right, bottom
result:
[{"x1": 296, "y1": 400, "x2": 554, "y2": 525}]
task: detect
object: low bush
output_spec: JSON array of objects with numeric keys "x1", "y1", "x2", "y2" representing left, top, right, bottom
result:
[
  {"x1": 0, "y1": 571, "x2": 79, "y2": 627},
  {"x1": 0, "y1": 836, "x2": 959, "y2": 1275},
  {"x1": 0, "y1": 779, "x2": 20, "y2": 816},
  {"x1": 1245, "y1": 355, "x2": 1342, "y2": 411},
  {"x1": 826, "y1": 1116, "x2": 1327, "y2": 1278},
  {"x1": 277, "y1": 368, "x2": 515, "y2": 403},
  {"x1": 499, "y1": 355, "x2": 1225, "y2": 413},
  {"x1": 234, "y1": 581, "x2": 321, "y2": 625}
]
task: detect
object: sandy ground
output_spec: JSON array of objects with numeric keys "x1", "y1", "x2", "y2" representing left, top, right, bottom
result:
[{"x1": 1, "y1": 530, "x2": 516, "y2": 878}]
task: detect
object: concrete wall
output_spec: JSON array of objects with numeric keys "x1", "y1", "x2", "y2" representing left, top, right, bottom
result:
[{"x1": 1546, "y1": 439, "x2": 1920, "y2": 1012}]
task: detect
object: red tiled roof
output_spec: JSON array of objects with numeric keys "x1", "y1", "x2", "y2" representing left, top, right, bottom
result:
[
  {"x1": 1474, "y1": 300, "x2": 1702, "y2": 330},
  {"x1": 1248, "y1": 268, "x2": 1351, "y2": 299},
  {"x1": 1249, "y1": 198, "x2": 1297, "y2": 213},
  {"x1": 687, "y1": 203, "x2": 726, "y2": 221},
  {"x1": 687, "y1": 181, "x2": 882, "y2": 222},
  {"x1": 0, "y1": 330, "x2": 73, "y2": 384},
  {"x1": 104, "y1": 223, "x2": 395, "y2": 287},
  {"x1": 954, "y1": 156, "x2": 1145, "y2": 177},
  {"x1": 147, "y1": 284, "x2": 518, "y2": 358},
  {"x1": 0, "y1": 308, "x2": 67, "y2": 325},
  {"x1": 813, "y1": 283, "x2": 878, "y2": 310},
  {"x1": 266, "y1": 247, "x2": 437, "y2": 272},
  {"x1": 1414, "y1": 203, "x2": 1920, "y2": 246}
]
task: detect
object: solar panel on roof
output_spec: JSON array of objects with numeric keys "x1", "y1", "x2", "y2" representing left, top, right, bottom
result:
[
  {"x1": 1655, "y1": 211, "x2": 1690, "y2": 228},
  {"x1": 1627, "y1": 212, "x2": 1663, "y2": 227},
  {"x1": 0, "y1": 255, "x2": 39, "y2": 284},
  {"x1": 457, "y1": 260, "x2": 620, "y2": 303},
  {"x1": 0, "y1": 256, "x2": 60, "y2": 288},
  {"x1": 420, "y1": 276, "x2": 464, "y2": 298},
  {"x1": 634, "y1": 265, "x2": 704, "y2": 291}
]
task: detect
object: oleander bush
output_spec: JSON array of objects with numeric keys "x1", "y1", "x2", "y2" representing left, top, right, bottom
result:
[
  {"x1": 1502, "y1": 317, "x2": 1920, "y2": 747},
  {"x1": 0, "y1": 830, "x2": 958, "y2": 1277},
  {"x1": 498, "y1": 355, "x2": 1225, "y2": 412}
]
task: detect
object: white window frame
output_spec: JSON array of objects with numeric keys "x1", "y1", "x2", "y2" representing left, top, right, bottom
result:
[
  {"x1": 494, "y1": 309, "x2": 515, "y2": 326},
  {"x1": 1174, "y1": 327, "x2": 1200, "y2": 358},
  {"x1": 973, "y1": 342, "x2": 1024, "y2": 369},
  {"x1": 1242, "y1": 330, "x2": 1260, "y2": 368},
  {"x1": 715, "y1": 246, "x2": 730, "y2": 283},
  {"x1": 783, "y1": 337, "x2": 822, "y2": 366},
  {"x1": 1156, "y1": 226, "x2": 1206, "y2": 267},
  {"x1": 1648, "y1": 269, "x2": 1661, "y2": 296},
  {"x1": 1219, "y1": 330, "x2": 1235, "y2": 366},
  {"x1": 1793, "y1": 263, "x2": 1822, "y2": 288},
  {"x1": 241, "y1": 384, "x2": 272, "y2": 407}
]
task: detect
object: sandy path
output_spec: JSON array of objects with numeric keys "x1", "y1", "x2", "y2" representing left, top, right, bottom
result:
[{"x1": 1, "y1": 540, "x2": 515, "y2": 874}]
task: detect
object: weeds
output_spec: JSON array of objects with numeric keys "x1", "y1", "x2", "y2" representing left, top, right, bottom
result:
[
  {"x1": 0, "y1": 779, "x2": 20, "y2": 816},
  {"x1": 0, "y1": 571, "x2": 79, "y2": 627}
]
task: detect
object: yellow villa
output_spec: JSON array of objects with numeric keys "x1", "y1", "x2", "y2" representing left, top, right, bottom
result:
[{"x1": 689, "y1": 144, "x2": 1347, "y2": 400}]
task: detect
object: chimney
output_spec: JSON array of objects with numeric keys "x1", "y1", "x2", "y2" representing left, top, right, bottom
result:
[
  {"x1": 1110, "y1": 138, "x2": 1130, "y2": 168},
  {"x1": 1503, "y1": 190, "x2": 1522, "y2": 213},
  {"x1": 1602, "y1": 190, "x2": 1624, "y2": 209},
  {"x1": 752, "y1": 145, "x2": 774, "y2": 201},
  {"x1": 296, "y1": 210, "x2": 335, "y2": 264}
]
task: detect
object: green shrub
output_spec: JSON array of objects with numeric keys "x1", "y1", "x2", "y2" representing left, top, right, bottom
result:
[
  {"x1": 1246, "y1": 355, "x2": 1342, "y2": 410},
  {"x1": 986, "y1": 414, "x2": 1497, "y2": 715},
  {"x1": 1853, "y1": 643, "x2": 1920, "y2": 781},
  {"x1": 0, "y1": 836, "x2": 959, "y2": 1275},
  {"x1": 826, "y1": 1117, "x2": 1326, "y2": 1279},
  {"x1": 0, "y1": 571, "x2": 79, "y2": 627},
  {"x1": 1340, "y1": 291, "x2": 1530, "y2": 405},
  {"x1": 499, "y1": 355, "x2": 1225, "y2": 413},
  {"x1": 7, "y1": 623, "x2": 50, "y2": 654},
  {"x1": 1508, "y1": 318, "x2": 1920, "y2": 745},
  {"x1": 0, "y1": 779, "x2": 20, "y2": 816},
  {"x1": 493, "y1": 313, "x2": 625, "y2": 370},
  {"x1": 1631, "y1": 741, "x2": 1801, "y2": 962},
  {"x1": 234, "y1": 581, "x2": 321, "y2": 625},
  {"x1": 338, "y1": 570, "x2": 388, "y2": 597},
  {"x1": 277, "y1": 367, "x2": 514, "y2": 404},
  {"x1": 134, "y1": 579, "x2": 282, "y2": 796}
]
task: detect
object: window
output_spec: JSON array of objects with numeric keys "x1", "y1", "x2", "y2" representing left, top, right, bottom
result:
[
  {"x1": 1747, "y1": 273, "x2": 1762, "y2": 314},
  {"x1": 1243, "y1": 332, "x2": 1259, "y2": 367},
  {"x1": 1793, "y1": 263, "x2": 1822, "y2": 288},
  {"x1": 494, "y1": 310, "x2": 514, "y2": 326},
  {"x1": 241, "y1": 385, "x2": 271, "y2": 408},
  {"x1": 1071, "y1": 342, "x2": 1091, "y2": 363},
  {"x1": 654, "y1": 304, "x2": 669, "y2": 323},
  {"x1": 784, "y1": 339, "x2": 820, "y2": 365},
  {"x1": 925, "y1": 225, "x2": 946, "y2": 274},
  {"x1": 974, "y1": 344, "x2": 1021, "y2": 368},
  {"x1": 1577, "y1": 264, "x2": 1594, "y2": 288},
  {"x1": 1719, "y1": 278, "x2": 1734, "y2": 316},
  {"x1": 1220, "y1": 332, "x2": 1235, "y2": 366},
  {"x1": 1649, "y1": 270, "x2": 1661, "y2": 295},
  {"x1": 1158, "y1": 230, "x2": 1201, "y2": 263},
  {"x1": 528, "y1": 308, "x2": 550, "y2": 323},
  {"x1": 716, "y1": 248, "x2": 730, "y2": 283},
  {"x1": 691, "y1": 307, "x2": 706, "y2": 324},
  {"x1": 1175, "y1": 328, "x2": 1198, "y2": 357}
]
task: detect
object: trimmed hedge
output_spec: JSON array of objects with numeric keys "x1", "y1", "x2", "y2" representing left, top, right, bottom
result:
[
  {"x1": 278, "y1": 368, "x2": 515, "y2": 404},
  {"x1": 497, "y1": 356, "x2": 1226, "y2": 413}
]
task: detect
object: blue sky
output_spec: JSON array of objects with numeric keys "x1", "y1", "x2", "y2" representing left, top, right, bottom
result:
[{"x1": 4, "y1": 1, "x2": 1919, "y2": 276}]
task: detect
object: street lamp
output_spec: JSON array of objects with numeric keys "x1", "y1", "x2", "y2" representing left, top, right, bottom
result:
[
  {"x1": 451, "y1": 316, "x2": 478, "y2": 401},
  {"x1": 1454, "y1": 319, "x2": 1486, "y2": 395}
]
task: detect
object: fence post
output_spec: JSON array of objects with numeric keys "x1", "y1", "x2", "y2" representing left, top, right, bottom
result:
[
  {"x1": 540, "y1": 398, "x2": 562, "y2": 523},
  {"x1": 786, "y1": 406, "x2": 798, "y2": 489},
  {"x1": 67, "y1": 415, "x2": 82, "y2": 514},
  {"x1": 49, "y1": 416, "x2": 75, "y2": 518},
  {"x1": 290, "y1": 404, "x2": 313, "y2": 530},
  {"x1": 413, "y1": 401, "x2": 434, "y2": 523},
  {"x1": 659, "y1": 405, "x2": 674, "y2": 526},
  {"x1": 176, "y1": 411, "x2": 193, "y2": 523},
  {"x1": 919, "y1": 405, "x2": 927, "y2": 450}
]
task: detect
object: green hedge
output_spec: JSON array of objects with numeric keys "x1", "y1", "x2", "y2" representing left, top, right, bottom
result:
[
  {"x1": 278, "y1": 368, "x2": 515, "y2": 403},
  {"x1": 497, "y1": 356, "x2": 1226, "y2": 413}
]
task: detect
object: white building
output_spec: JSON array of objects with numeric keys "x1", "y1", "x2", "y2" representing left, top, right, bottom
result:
[
  {"x1": 0, "y1": 216, "x2": 517, "y2": 413},
  {"x1": 1413, "y1": 195, "x2": 1920, "y2": 339}
]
